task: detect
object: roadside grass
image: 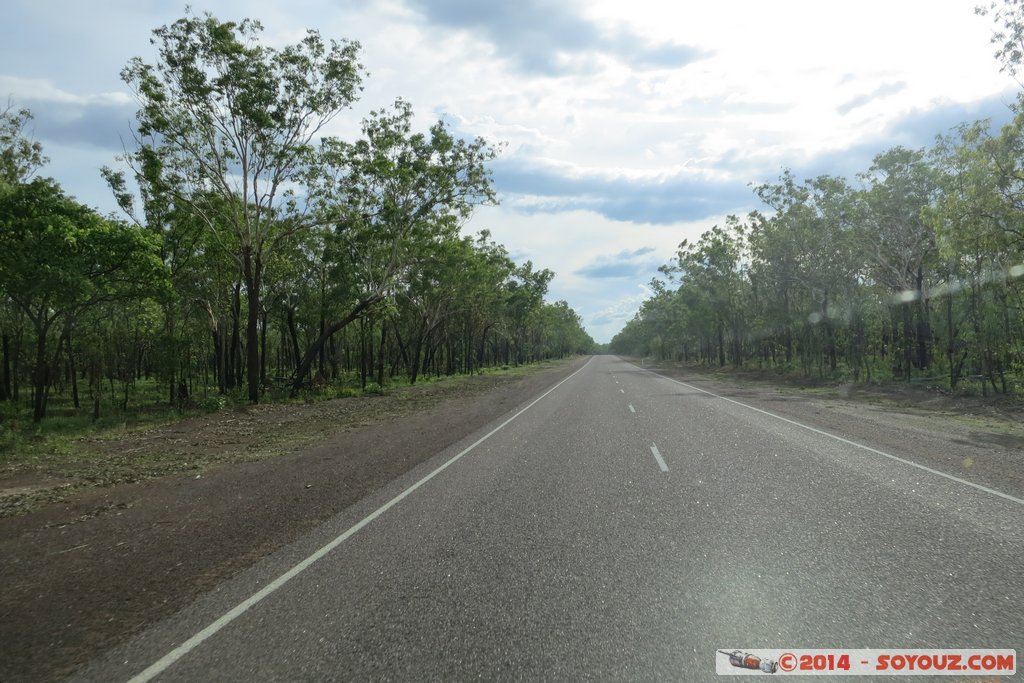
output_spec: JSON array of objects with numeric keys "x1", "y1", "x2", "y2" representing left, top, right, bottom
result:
[{"x1": 0, "y1": 357, "x2": 578, "y2": 517}]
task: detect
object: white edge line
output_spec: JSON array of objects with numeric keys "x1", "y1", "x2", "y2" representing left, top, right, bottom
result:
[
  {"x1": 126, "y1": 357, "x2": 594, "y2": 683},
  {"x1": 650, "y1": 443, "x2": 669, "y2": 472},
  {"x1": 636, "y1": 364, "x2": 1024, "y2": 506}
]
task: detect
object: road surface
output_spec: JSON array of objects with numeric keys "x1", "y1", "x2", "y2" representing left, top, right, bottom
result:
[{"x1": 72, "y1": 355, "x2": 1023, "y2": 681}]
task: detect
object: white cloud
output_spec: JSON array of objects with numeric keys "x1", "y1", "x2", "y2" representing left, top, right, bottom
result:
[
  {"x1": 465, "y1": 206, "x2": 733, "y2": 342},
  {"x1": 0, "y1": 76, "x2": 132, "y2": 107}
]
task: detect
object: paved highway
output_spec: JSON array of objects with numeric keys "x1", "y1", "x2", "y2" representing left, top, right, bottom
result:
[{"x1": 73, "y1": 356, "x2": 1023, "y2": 681}]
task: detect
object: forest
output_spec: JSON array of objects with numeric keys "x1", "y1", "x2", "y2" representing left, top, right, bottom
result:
[
  {"x1": 611, "y1": 5, "x2": 1024, "y2": 398},
  {"x1": 0, "y1": 13, "x2": 594, "y2": 426}
]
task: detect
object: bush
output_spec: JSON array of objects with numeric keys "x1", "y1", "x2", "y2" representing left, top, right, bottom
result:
[{"x1": 196, "y1": 395, "x2": 228, "y2": 413}]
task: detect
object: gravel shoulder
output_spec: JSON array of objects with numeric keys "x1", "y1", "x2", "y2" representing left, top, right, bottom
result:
[
  {"x1": 632, "y1": 358, "x2": 1024, "y2": 501},
  {"x1": 0, "y1": 358, "x2": 586, "y2": 683}
]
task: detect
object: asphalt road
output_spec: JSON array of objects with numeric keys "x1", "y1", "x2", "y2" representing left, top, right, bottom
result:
[{"x1": 72, "y1": 355, "x2": 1023, "y2": 681}]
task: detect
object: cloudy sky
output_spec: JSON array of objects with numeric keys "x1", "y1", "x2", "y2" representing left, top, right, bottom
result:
[{"x1": 1, "y1": 0, "x2": 1018, "y2": 342}]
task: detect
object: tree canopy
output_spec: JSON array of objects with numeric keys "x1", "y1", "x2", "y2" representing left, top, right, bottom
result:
[
  {"x1": 611, "y1": 130, "x2": 1024, "y2": 394},
  {"x1": 0, "y1": 10, "x2": 593, "y2": 425},
  {"x1": 609, "y1": 2, "x2": 1024, "y2": 396}
]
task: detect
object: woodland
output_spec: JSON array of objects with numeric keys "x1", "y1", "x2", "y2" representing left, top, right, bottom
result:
[
  {"x1": 611, "y1": 2, "x2": 1024, "y2": 399},
  {"x1": 0, "y1": 12, "x2": 594, "y2": 428}
]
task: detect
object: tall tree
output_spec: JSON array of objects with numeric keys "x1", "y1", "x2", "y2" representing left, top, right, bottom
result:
[
  {"x1": 116, "y1": 11, "x2": 364, "y2": 402},
  {"x1": 664, "y1": 220, "x2": 749, "y2": 367},
  {"x1": 0, "y1": 103, "x2": 47, "y2": 186},
  {"x1": 753, "y1": 173, "x2": 861, "y2": 374},
  {"x1": 292, "y1": 99, "x2": 498, "y2": 390},
  {"x1": 858, "y1": 147, "x2": 939, "y2": 379},
  {"x1": 1, "y1": 103, "x2": 49, "y2": 403},
  {"x1": 0, "y1": 179, "x2": 167, "y2": 421}
]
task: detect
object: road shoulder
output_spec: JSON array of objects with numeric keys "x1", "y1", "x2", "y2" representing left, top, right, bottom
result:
[{"x1": 628, "y1": 358, "x2": 1024, "y2": 502}]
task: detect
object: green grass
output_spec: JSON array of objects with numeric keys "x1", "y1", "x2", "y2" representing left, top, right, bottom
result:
[
  {"x1": 2, "y1": 400, "x2": 182, "y2": 461},
  {"x1": 1, "y1": 371, "x2": 407, "y2": 462}
]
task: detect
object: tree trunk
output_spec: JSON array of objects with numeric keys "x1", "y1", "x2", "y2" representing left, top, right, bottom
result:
[
  {"x1": 67, "y1": 327, "x2": 80, "y2": 409},
  {"x1": 717, "y1": 321, "x2": 726, "y2": 367},
  {"x1": 392, "y1": 319, "x2": 411, "y2": 376},
  {"x1": 364, "y1": 317, "x2": 372, "y2": 387},
  {"x1": 89, "y1": 360, "x2": 100, "y2": 422},
  {"x1": 902, "y1": 303, "x2": 913, "y2": 381},
  {"x1": 377, "y1": 320, "x2": 387, "y2": 386},
  {"x1": 476, "y1": 325, "x2": 490, "y2": 372},
  {"x1": 217, "y1": 319, "x2": 227, "y2": 394},
  {"x1": 1, "y1": 332, "x2": 11, "y2": 401},
  {"x1": 31, "y1": 320, "x2": 50, "y2": 423},
  {"x1": 199, "y1": 300, "x2": 227, "y2": 395},
  {"x1": 286, "y1": 306, "x2": 301, "y2": 374},
  {"x1": 242, "y1": 248, "x2": 261, "y2": 403},
  {"x1": 260, "y1": 308, "x2": 268, "y2": 388},
  {"x1": 946, "y1": 294, "x2": 958, "y2": 389},
  {"x1": 317, "y1": 316, "x2": 326, "y2": 378},
  {"x1": 915, "y1": 268, "x2": 930, "y2": 370},
  {"x1": 410, "y1": 318, "x2": 427, "y2": 385},
  {"x1": 291, "y1": 295, "x2": 382, "y2": 393},
  {"x1": 328, "y1": 335, "x2": 338, "y2": 379},
  {"x1": 226, "y1": 284, "x2": 239, "y2": 390},
  {"x1": 11, "y1": 328, "x2": 21, "y2": 400}
]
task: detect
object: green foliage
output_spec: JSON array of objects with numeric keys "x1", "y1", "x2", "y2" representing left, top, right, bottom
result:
[
  {"x1": 977, "y1": 0, "x2": 1024, "y2": 79},
  {"x1": 0, "y1": 179, "x2": 167, "y2": 315},
  {"x1": 612, "y1": 2, "x2": 1024, "y2": 390},
  {"x1": 195, "y1": 394, "x2": 229, "y2": 413},
  {"x1": 288, "y1": 98, "x2": 503, "y2": 388},
  {"x1": 0, "y1": 176, "x2": 170, "y2": 421},
  {"x1": 115, "y1": 9, "x2": 366, "y2": 403},
  {"x1": 0, "y1": 10, "x2": 594, "y2": 442},
  {"x1": 612, "y1": 131, "x2": 1024, "y2": 393},
  {"x1": 0, "y1": 103, "x2": 47, "y2": 186}
]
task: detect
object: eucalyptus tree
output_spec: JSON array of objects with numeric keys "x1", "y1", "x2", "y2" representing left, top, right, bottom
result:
[
  {"x1": 0, "y1": 103, "x2": 47, "y2": 186},
  {"x1": 502, "y1": 261, "x2": 554, "y2": 365},
  {"x1": 632, "y1": 279, "x2": 677, "y2": 361},
  {"x1": 0, "y1": 105, "x2": 50, "y2": 402},
  {"x1": 292, "y1": 98, "x2": 498, "y2": 390},
  {"x1": 857, "y1": 147, "x2": 940, "y2": 379},
  {"x1": 613, "y1": 313, "x2": 646, "y2": 360},
  {"x1": 394, "y1": 232, "x2": 482, "y2": 383},
  {"x1": 753, "y1": 173, "x2": 861, "y2": 374},
  {"x1": 115, "y1": 11, "x2": 365, "y2": 402},
  {"x1": 524, "y1": 301, "x2": 593, "y2": 361},
  {"x1": 929, "y1": 119, "x2": 1024, "y2": 391},
  {"x1": 0, "y1": 179, "x2": 167, "y2": 421},
  {"x1": 458, "y1": 230, "x2": 519, "y2": 372},
  {"x1": 2, "y1": 109, "x2": 168, "y2": 419},
  {"x1": 105, "y1": 156, "x2": 221, "y2": 403},
  {"x1": 664, "y1": 220, "x2": 749, "y2": 366},
  {"x1": 547, "y1": 300, "x2": 595, "y2": 356},
  {"x1": 982, "y1": 107, "x2": 1024, "y2": 254},
  {"x1": 751, "y1": 172, "x2": 814, "y2": 366}
]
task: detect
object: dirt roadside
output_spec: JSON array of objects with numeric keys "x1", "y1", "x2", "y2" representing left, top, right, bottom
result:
[{"x1": 0, "y1": 358, "x2": 586, "y2": 683}]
